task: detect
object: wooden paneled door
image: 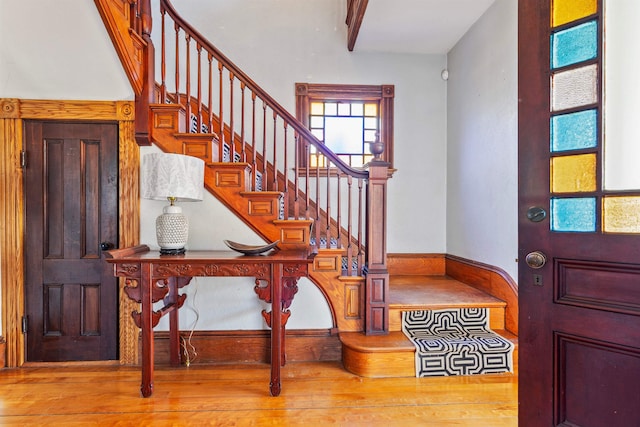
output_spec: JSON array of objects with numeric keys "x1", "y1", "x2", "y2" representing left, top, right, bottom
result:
[
  {"x1": 519, "y1": 0, "x2": 640, "y2": 425},
  {"x1": 24, "y1": 121, "x2": 119, "y2": 361}
]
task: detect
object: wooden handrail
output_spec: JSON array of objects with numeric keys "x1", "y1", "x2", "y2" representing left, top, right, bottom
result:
[{"x1": 159, "y1": 0, "x2": 367, "y2": 180}]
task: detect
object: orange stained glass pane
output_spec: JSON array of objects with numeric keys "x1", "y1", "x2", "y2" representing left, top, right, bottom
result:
[
  {"x1": 552, "y1": 0, "x2": 597, "y2": 27},
  {"x1": 310, "y1": 102, "x2": 324, "y2": 115},
  {"x1": 603, "y1": 196, "x2": 640, "y2": 233},
  {"x1": 364, "y1": 103, "x2": 377, "y2": 117},
  {"x1": 551, "y1": 153, "x2": 597, "y2": 193}
]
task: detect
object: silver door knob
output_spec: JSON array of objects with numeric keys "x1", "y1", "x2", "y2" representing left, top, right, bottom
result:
[{"x1": 525, "y1": 251, "x2": 547, "y2": 269}]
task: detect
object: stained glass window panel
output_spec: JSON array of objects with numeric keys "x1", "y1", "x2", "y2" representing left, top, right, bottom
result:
[
  {"x1": 551, "y1": 153, "x2": 597, "y2": 193},
  {"x1": 551, "y1": 197, "x2": 597, "y2": 232},
  {"x1": 551, "y1": 109, "x2": 597, "y2": 152},
  {"x1": 552, "y1": 0, "x2": 597, "y2": 27},
  {"x1": 551, "y1": 21, "x2": 598, "y2": 69},
  {"x1": 603, "y1": 196, "x2": 640, "y2": 233},
  {"x1": 310, "y1": 102, "x2": 324, "y2": 115},
  {"x1": 551, "y1": 64, "x2": 598, "y2": 111},
  {"x1": 364, "y1": 103, "x2": 377, "y2": 117}
]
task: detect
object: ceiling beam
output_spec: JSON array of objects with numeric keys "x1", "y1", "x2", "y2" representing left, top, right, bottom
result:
[{"x1": 346, "y1": 0, "x2": 369, "y2": 51}]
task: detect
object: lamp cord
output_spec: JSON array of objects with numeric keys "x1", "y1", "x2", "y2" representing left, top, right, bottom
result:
[{"x1": 182, "y1": 278, "x2": 200, "y2": 366}]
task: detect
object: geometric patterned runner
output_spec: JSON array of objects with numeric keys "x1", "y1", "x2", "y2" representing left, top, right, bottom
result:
[{"x1": 402, "y1": 308, "x2": 514, "y2": 377}]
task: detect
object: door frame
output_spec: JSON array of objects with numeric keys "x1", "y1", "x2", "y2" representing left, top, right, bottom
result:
[{"x1": 0, "y1": 98, "x2": 140, "y2": 366}]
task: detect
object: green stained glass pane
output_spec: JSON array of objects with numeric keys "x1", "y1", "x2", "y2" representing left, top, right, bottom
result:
[
  {"x1": 551, "y1": 109, "x2": 597, "y2": 152},
  {"x1": 551, "y1": 21, "x2": 598, "y2": 69},
  {"x1": 551, "y1": 197, "x2": 596, "y2": 232}
]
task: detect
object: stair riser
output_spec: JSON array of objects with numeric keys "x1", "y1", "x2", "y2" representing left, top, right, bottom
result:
[
  {"x1": 389, "y1": 306, "x2": 505, "y2": 332},
  {"x1": 342, "y1": 340, "x2": 518, "y2": 378}
]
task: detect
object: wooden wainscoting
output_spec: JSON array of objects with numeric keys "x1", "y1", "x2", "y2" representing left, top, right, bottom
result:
[{"x1": 146, "y1": 329, "x2": 341, "y2": 365}]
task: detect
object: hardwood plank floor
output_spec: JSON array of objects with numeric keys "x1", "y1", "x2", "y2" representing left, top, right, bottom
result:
[{"x1": 0, "y1": 362, "x2": 517, "y2": 426}]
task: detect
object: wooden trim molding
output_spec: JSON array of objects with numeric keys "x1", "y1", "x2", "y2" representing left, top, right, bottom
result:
[{"x1": 0, "y1": 98, "x2": 139, "y2": 366}]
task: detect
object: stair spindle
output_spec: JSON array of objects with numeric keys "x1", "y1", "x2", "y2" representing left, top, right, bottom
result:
[
  {"x1": 207, "y1": 53, "x2": 213, "y2": 141},
  {"x1": 229, "y1": 72, "x2": 235, "y2": 161},
  {"x1": 240, "y1": 82, "x2": 246, "y2": 162},
  {"x1": 185, "y1": 34, "x2": 192, "y2": 133},
  {"x1": 196, "y1": 43, "x2": 202, "y2": 133},
  {"x1": 251, "y1": 91, "x2": 257, "y2": 190},
  {"x1": 160, "y1": 9, "x2": 166, "y2": 103},
  {"x1": 218, "y1": 62, "x2": 224, "y2": 161},
  {"x1": 325, "y1": 161, "x2": 331, "y2": 249},
  {"x1": 272, "y1": 111, "x2": 277, "y2": 192}
]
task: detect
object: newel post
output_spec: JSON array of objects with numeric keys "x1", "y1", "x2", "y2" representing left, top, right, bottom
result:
[
  {"x1": 364, "y1": 145, "x2": 390, "y2": 335},
  {"x1": 135, "y1": 0, "x2": 155, "y2": 146}
]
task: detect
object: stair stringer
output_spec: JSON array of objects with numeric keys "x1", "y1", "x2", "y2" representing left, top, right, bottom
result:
[{"x1": 148, "y1": 102, "x2": 366, "y2": 334}]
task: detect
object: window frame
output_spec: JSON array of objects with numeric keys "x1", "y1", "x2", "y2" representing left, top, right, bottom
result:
[{"x1": 295, "y1": 83, "x2": 395, "y2": 169}]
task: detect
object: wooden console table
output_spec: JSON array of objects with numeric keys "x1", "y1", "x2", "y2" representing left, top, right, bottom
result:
[{"x1": 105, "y1": 245, "x2": 313, "y2": 397}]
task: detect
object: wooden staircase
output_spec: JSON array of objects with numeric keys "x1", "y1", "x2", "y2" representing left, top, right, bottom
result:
[
  {"x1": 341, "y1": 258, "x2": 518, "y2": 378},
  {"x1": 94, "y1": 0, "x2": 518, "y2": 373}
]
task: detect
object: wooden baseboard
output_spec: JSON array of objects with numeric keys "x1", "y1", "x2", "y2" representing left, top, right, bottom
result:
[
  {"x1": 0, "y1": 337, "x2": 5, "y2": 368},
  {"x1": 387, "y1": 253, "x2": 445, "y2": 275},
  {"x1": 141, "y1": 329, "x2": 341, "y2": 366}
]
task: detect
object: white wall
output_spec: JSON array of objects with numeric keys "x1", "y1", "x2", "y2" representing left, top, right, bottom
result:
[
  {"x1": 0, "y1": 0, "x2": 131, "y2": 100},
  {"x1": 446, "y1": 0, "x2": 519, "y2": 282}
]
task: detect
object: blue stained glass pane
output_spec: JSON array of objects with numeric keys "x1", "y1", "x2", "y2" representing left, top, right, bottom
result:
[
  {"x1": 551, "y1": 20, "x2": 598, "y2": 69},
  {"x1": 551, "y1": 197, "x2": 597, "y2": 232},
  {"x1": 551, "y1": 109, "x2": 598, "y2": 152}
]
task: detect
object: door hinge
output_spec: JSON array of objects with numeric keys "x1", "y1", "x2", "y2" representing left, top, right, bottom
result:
[
  {"x1": 20, "y1": 150, "x2": 27, "y2": 168},
  {"x1": 22, "y1": 315, "x2": 28, "y2": 334}
]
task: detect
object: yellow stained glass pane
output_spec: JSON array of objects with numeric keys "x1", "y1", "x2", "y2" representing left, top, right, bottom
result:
[
  {"x1": 309, "y1": 153, "x2": 326, "y2": 168},
  {"x1": 551, "y1": 153, "x2": 597, "y2": 193},
  {"x1": 364, "y1": 103, "x2": 377, "y2": 117},
  {"x1": 552, "y1": 0, "x2": 597, "y2": 27},
  {"x1": 310, "y1": 102, "x2": 324, "y2": 115},
  {"x1": 603, "y1": 196, "x2": 640, "y2": 233}
]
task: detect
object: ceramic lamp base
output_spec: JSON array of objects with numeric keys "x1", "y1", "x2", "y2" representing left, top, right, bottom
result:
[{"x1": 156, "y1": 205, "x2": 189, "y2": 254}]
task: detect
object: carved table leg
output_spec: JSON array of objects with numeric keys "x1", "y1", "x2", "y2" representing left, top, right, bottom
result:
[
  {"x1": 167, "y1": 277, "x2": 180, "y2": 367},
  {"x1": 140, "y1": 263, "x2": 154, "y2": 397},
  {"x1": 270, "y1": 263, "x2": 283, "y2": 396}
]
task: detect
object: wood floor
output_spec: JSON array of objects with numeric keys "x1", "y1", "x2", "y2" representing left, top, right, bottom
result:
[{"x1": 0, "y1": 361, "x2": 517, "y2": 426}]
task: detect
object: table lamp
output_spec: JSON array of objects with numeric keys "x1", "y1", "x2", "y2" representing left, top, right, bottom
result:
[{"x1": 141, "y1": 153, "x2": 205, "y2": 254}]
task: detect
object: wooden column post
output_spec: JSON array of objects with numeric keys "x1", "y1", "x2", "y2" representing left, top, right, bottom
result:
[
  {"x1": 135, "y1": 0, "x2": 154, "y2": 146},
  {"x1": 364, "y1": 154, "x2": 389, "y2": 335}
]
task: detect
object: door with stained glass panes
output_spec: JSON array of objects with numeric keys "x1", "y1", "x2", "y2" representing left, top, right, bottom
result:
[{"x1": 519, "y1": 0, "x2": 640, "y2": 425}]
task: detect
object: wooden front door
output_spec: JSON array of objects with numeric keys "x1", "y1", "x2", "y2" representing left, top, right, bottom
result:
[
  {"x1": 519, "y1": 0, "x2": 640, "y2": 425},
  {"x1": 24, "y1": 121, "x2": 119, "y2": 362}
]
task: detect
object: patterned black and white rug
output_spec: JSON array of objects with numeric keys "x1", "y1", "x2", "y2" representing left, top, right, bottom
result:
[{"x1": 402, "y1": 308, "x2": 514, "y2": 377}]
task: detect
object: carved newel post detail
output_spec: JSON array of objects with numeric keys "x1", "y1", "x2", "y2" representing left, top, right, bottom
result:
[
  {"x1": 135, "y1": 0, "x2": 155, "y2": 146},
  {"x1": 364, "y1": 140, "x2": 390, "y2": 335}
]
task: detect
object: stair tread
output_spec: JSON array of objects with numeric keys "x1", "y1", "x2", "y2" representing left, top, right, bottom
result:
[
  {"x1": 389, "y1": 275, "x2": 505, "y2": 309},
  {"x1": 341, "y1": 329, "x2": 518, "y2": 353}
]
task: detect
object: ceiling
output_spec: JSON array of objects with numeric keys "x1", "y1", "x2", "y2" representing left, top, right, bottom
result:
[{"x1": 353, "y1": 0, "x2": 497, "y2": 54}]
